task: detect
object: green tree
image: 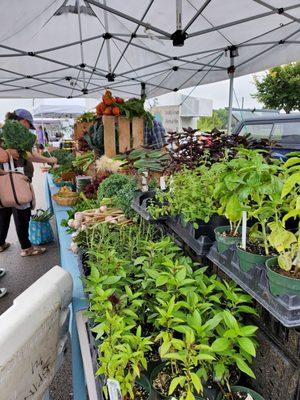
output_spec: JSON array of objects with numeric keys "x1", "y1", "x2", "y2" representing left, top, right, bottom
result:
[
  {"x1": 197, "y1": 108, "x2": 228, "y2": 131},
  {"x1": 253, "y1": 63, "x2": 300, "y2": 114}
]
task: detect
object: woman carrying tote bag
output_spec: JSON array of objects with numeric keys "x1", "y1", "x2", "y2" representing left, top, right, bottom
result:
[{"x1": 0, "y1": 109, "x2": 57, "y2": 257}]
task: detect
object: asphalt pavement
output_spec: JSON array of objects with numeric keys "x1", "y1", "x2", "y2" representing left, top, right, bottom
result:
[{"x1": 0, "y1": 164, "x2": 73, "y2": 399}]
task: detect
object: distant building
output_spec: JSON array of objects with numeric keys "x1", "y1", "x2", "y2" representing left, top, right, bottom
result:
[{"x1": 149, "y1": 93, "x2": 212, "y2": 132}]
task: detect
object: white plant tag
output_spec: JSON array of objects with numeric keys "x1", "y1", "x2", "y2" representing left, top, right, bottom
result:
[
  {"x1": 160, "y1": 176, "x2": 166, "y2": 190},
  {"x1": 245, "y1": 395, "x2": 254, "y2": 400},
  {"x1": 107, "y1": 379, "x2": 122, "y2": 400}
]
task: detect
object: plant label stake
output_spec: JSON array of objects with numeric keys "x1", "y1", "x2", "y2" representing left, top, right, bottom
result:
[
  {"x1": 242, "y1": 211, "x2": 247, "y2": 250},
  {"x1": 142, "y1": 171, "x2": 148, "y2": 192},
  {"x1": 107, "y1": 379, "x2": 122, "y2": 400},
  {"x1": 160, "y1": 176, "x2": 166, "y2": 191}
]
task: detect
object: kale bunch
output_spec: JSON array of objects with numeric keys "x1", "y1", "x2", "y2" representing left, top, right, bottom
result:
[
  {"x1": 1, "y1": 120, "x2": 36, "y2": 156},
  {"x1": 97, "y1": 173, "x2": 134, "y2": 202}
]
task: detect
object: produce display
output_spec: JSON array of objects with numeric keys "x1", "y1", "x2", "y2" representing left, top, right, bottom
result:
[
  {"x1": 46, "y1": 96, "x2": 299, "y2": 400},
  {"x1": 95, "y1": 89, "x2": 153, "y2": 126},
  {"x1": 1, "y1": 120, "x2": 36, "y2": 156}
]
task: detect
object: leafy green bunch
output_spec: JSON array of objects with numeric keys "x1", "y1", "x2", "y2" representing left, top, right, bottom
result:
[
  {"x1": 1, "y1": 120, "x2": 36, "y2": 156},
  {"x1": 45, "y1": 148, "x2": 75, "y2": 167},
  {"x1": 117, "y1": 98, "x2": 154, "y2": 127},
  {"x1": 115, "y1": 147, "x2": 170, "y2": 173},
  {"x1": 97, "y1": 173, "x2": 138, "y2": 218}
]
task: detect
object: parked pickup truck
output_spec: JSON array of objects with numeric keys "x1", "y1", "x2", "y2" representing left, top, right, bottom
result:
[{"x1": 233, "y1": 114, "x2": 300, "y2": 157}]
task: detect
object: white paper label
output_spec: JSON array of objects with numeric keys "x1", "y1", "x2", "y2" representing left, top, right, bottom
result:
[
  {"x1": 107, "y1": 379, "x2": 122, "y2": 400},
  {"x1": 160, "y1": 176, "x2": 166, "y2": 190}
]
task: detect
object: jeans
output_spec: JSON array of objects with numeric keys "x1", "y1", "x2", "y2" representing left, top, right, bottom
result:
[{"x1": 0, "y1": 207, "x2": 32, "y2": 249}]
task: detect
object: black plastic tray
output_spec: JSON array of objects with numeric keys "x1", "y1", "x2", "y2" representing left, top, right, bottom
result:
[
  {"x1": 207, "y1": 244, "x2": 300, "y2": 328},
  {"x1": 165, "y1": 215, "x2": 214, "y2": 256},
  {"x1": 132, "y1": 191, "x2": 166, "y2": 222},
  {"x1": 246, "y1": 328, "x2": 300, "y2": 400}
]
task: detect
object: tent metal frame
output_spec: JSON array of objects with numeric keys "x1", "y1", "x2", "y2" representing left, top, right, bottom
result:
[{"x1": 0, "y1": 0, "x2": 299, "y2": 126}]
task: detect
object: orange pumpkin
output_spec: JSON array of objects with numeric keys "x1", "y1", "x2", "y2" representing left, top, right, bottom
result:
[
  {"x1": 103, "y1": 97, "x2": 114, "y2": 106},
  {"x1": 104, "y1": 107, "x2": 112, "y2": 115},
  {"x1": 112, "y1": 106, "x2": 120, "y2": 116}
]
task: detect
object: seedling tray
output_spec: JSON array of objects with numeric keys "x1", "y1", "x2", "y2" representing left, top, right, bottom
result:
[
  {"x1": 165, "y1": 215, "x2": 214, "y2": 256},
  {"x1": 207, "y1": 244, "x2": 300, "y2": 328},
  {"x1": 132, "y1": 191, "x2": 166, "y2": 222}
]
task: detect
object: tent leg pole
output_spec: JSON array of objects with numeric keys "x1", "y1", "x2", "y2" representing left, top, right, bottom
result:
[
  {"x1": 227, "y1": 46, "x2": 238, "y2": 134},
  {"x1": 227, "y1": 61, "x2": 234, "y2": 134}
]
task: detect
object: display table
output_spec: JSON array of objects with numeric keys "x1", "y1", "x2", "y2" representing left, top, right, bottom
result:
[{"x1": 45, "y1": 174, "x2": 88, "y2": 400}]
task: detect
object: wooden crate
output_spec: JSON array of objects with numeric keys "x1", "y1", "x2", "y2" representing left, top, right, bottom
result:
[
  {"x1": 102, "y1": 116, "x2": 144, "y2": 157},
  {"x1": 74, "y1": 121, "x2": 93, "y2": 140}
]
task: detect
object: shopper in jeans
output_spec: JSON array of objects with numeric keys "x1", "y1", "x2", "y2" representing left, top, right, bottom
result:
[{"x1": 0, "y1": 109, "x2": 57, "y2": 257}]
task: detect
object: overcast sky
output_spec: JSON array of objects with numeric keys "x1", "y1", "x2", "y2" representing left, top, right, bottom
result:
[{"x1": 0, "y1": 72, "x2": 263, "y2": 123}]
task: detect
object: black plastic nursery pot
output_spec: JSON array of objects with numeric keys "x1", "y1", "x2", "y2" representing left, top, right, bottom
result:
[
  {"x1": 214, "y1": 226, "x2": 241, "y2": 253},
  {"x1": 266, "y1": 257, "x2": 300, "y2": 298},
  {"x1": 132, "y1": 190, "x2": 167, "y2": 222},
  {"x1": 216, "y1": 386, "x2": 265, "y2": 400},
  {"x1": 195, "y1": 215, "x2": 228, "y2": 241},
  {"x1": 150, "y1": 363, "x2": 217, "y2": 400},
  {"x1": 236, "y1": 246, "x2": 272, "y2": 273}
]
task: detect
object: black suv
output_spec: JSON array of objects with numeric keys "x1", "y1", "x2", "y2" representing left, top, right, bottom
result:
[{"x1": 233, "y1": 114, "x2": 300, "y2": 157}]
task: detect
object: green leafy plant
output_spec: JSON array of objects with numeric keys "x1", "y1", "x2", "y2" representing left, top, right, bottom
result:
[
  {"x1": 118, "y1": 98, "x2": 154, "y2": 127},
  {"x1": 149, "y1": 161, "x2": 224, "y2": 226},
  {"x1": 97, "y1": 173, "x2": 132, "y2": 201},
  {"x1": 115, "y1": 147, "x2": 170, "y2": 173},
  {"x1": 253, "y1": 62, "x2": 300, "y2": 113},
  {"x1": 31, "y1": 209, "x2": 53, "y2": 222},
  {"x1": 72, "y1": 151, "x2": 95, "y2": 172},
  {"x1": 267, "y1": 152, "x2": 300, "y2": 272},
  {"x1": 76, "y1": 111, "x2": 96, "y2": 123},
  {"x1": 214, "y1": 149, "x2": 283, "y2": 251},
  {"x1": 45, "y1": 148, "x2": 75, "y2": 167},
  {"x1": 84, "y1": 119, "x2": 104, "y2": 155},
  {"x1": 1, "y1": 120, "x2": 36, "y2": 156}
]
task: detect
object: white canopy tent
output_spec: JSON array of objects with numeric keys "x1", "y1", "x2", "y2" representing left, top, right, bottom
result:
[
  {"x1": 0, "y1": 0, "x2": 299, "y2": 131},
  {"x1": 33, "y1": 103, "x2": 86, "y2": 118}
]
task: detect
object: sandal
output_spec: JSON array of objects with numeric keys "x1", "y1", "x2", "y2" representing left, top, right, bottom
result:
[
  {"x1": 21, "y1": 246, "x2": 47, "y2": 257},
  {"x1": 0, "y1": 288, "x2": 7, "y2": 298},
  {"x1": 0, "y1": 243, "x2": 10, "y2": 253},
  {"x1": 0, "y1": 268, "x2": 6, "y2": 278}
]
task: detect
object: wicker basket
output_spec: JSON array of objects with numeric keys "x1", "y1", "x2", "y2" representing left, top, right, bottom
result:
[{"x1": 52, "y1": 194, "x2": 79, "y2": 206}]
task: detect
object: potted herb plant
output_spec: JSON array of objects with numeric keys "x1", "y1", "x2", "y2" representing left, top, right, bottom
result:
[
  {"x1": 216, "y1": 386, "x2": 265, "y2": 400},
  {"x1": 265, "y1": 152, "x2": 300, "y2": 296},
  {"x1": 231, "y1": 150, "x2": 283, "y2": 272}
]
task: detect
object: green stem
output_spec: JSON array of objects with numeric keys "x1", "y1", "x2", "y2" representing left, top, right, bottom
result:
[
  {"x1": 233, "y1": 218, "x2": 242, "y2": 236},
  {"x1": 261, "y1": 221, "x2": 269, "y2": 256}
]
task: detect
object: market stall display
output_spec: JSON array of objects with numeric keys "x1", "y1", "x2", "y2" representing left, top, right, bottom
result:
[{"x1": 44, "y1": 96, "x2": 299, "y2": 400}]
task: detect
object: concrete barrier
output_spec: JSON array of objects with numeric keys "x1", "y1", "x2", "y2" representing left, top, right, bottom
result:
[{"x1": 0, "y1": 266, "x2": 72, "y2": 400}]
